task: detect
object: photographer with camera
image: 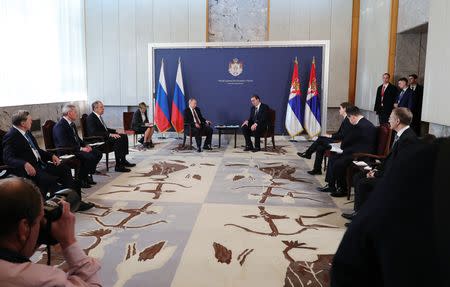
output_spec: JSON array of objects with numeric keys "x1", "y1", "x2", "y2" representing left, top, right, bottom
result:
[{"x1": 0, "y1": 178, "x2": 101, "y2": 286}]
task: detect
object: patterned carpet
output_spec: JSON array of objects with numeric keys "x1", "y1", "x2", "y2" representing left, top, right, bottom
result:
[{"x1": 31, "y1": 135, "x2": 351, "y2": 287}]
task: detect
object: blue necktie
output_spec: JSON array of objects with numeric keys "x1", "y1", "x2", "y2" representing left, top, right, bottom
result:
[
  {"x1": 24, "y1": 132, "x2": 46, "y2": 167},
  {"x1": 398, "y1": 90, "x2": 405, "y2": 103}
]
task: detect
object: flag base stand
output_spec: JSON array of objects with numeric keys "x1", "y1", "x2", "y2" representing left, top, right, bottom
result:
[{"x1": 289, "y1": 136, "x2": 298, "y2": 142}]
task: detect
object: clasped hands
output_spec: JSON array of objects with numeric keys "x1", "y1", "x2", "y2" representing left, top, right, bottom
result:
[{"x1": 241, "y1": 120, "x2": 257, "y2": 131}]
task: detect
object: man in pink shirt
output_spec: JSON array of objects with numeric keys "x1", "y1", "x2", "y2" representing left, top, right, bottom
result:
[{"x1": 0, "y1": 178, "x2": 101, "y2": 286}]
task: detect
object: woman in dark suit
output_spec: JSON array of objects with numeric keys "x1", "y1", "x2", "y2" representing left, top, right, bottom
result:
[{"x1": 132, "y1": 102, "x2": 154, "y2": 148}]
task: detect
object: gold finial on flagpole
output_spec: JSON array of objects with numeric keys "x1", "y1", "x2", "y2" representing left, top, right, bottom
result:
[
  {"x1": 312, "y1": 56, "x2": 315, "y2": 64},
  {"x1": 178, "y1": 57, "x2": 181, "y2": 63},
  {"x1": 294, "y1": 56, "x2": 298, "y2": 64}
]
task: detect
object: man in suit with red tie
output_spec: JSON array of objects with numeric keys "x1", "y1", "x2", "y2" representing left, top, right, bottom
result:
[
  {"x1": 374, "y1": 73, "x2": 397, "y2": 124},
  {"x1": 183, "y1": 98, "x2": 213, "y2": 152}
]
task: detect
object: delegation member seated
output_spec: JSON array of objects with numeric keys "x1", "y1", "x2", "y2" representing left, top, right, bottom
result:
[
  {"x1": 2, "y1": 110, "x2": 93, "y2": 211},
  {"x1": 0, "y1": 178, "x2": 101, "y2": 286},
  {"x1": 298, "y1": 102, "x2": 353, "y2": 175},
  {"x1": 183, "y1": 98, "x2": 213, "y2": 152},
  {"x1": 241, "y1": 94, "x2": 269, "y2": 152},
  {"x1": 319, "y1": 106, "x2": 377, "y2": 197},
  {"x1": 53, "y1": 104, "x2": 102, "y2": 188},
  {"x1": 86, "y1": 100, "x2": 135, "y2": 172},
  {"x1": 132, "y1": 102, "x2": 154, "y2": 148},
  {"x1": 342, "y1": 108, "x2": 418, "y2": 223}
]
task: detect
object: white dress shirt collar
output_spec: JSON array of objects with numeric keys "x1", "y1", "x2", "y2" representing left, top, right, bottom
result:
[
  {"x1": 63, "y1": 116, "x2": 73, "y2": 125},
  {"x1": 396, "y1": 125, "x2": 410, "y2": 138}
]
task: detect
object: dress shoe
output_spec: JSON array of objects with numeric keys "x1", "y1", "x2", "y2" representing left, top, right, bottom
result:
[
  {"x1": 252, "y1": 148, "x2": 261, "y2": 153},
  {"x1": 197, "y1": 147, "x2": 202, "y2": 152},
  {"x1": 341, "y1": 212, "x2": 357, "y2": 220},
  {"x1": 317, "y1": 185, "x2": 335, "y2": 193},
  {"x1": 148, "y1": 141, "x2": 154, "y2": 148},
  {"x1": 244, "y1": 146, "x2": 254, "y2": 151},
  {"x1": 203, "y1": 145, "x2": 212, "y2": 150},
  {"x1": 80, "y1": 180, "x2": 92, "y2": 189},
  {"x1": 330, "y1": 187, "x2": 347, "y2": 197},
  {"x1": 297, "y1": 152, "x2": 311, "y2": 159},
  {"x1": 87, "y1": 175, "x2": 97, "y2": 185},
  {"x1": 123, "y1": 160, "x2": 136, "y2": 167},
  {"x1": 307, "y1": 169, "x2": 322, "y2": 175},
  {"x1": 115, "y1": 165, "x2": 131, "y2": 172},
  {"x1": 77, "y1": 201, "x2": 95, "y2": 212},
  {"x1": 138, "y1": 137, "x2": 144, "y2": 144}
]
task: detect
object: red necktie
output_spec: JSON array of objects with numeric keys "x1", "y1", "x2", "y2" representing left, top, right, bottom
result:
[{"x1": 381, "y1": 85, "x2": 386, "y2": 106}]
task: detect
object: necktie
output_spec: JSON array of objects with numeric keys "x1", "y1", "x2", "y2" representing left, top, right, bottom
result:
[
  {"x1": 24, "y1": 132, "x2": 45, "y2": 167},
  {"x1": 391, "y1": 134, "x2": 400, "y2": 152},
  {"x1": 70, "y1": 122, "x2": 81, "y2": 145},
  {"x1": 253, "y1": 107, "x2": 259, "y2": 122},
  {"x1": 193, "y1": 109, "x2": 201, "y2": 124},
  {"x1": 398, "y1": 90, "x2": 405, "y2": 103},
  {"x1": 381, "y1": 85, "x2": 385, "y2": 106},
  {"x1": 99, "y1": 116, "x2": 108, "y2": 131}
]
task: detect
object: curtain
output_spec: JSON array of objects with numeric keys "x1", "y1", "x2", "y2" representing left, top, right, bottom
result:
[{"x1": 0, "y1": 0, "x2": 86, "y2": 106}]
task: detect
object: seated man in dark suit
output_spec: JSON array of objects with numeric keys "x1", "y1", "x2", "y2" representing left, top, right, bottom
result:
[
  {"x1": 2, "y1": 110, "x2": 93, "y2": 211},
  {"x1": 53, "y1": 104, "x2": 102, "y2": 188},
  {"x1": 241, "y1": 94, "x2": 269, "y2": 152},
  {"x1": 342, "y1": 108, "x2": 418, "y2": 222},
  {"x1": 86, "y1": 101, "x2": 135, "y2": 172},
  {"x1": 298, "y1": 102, "x2": 353, "y2": 175},
  {"x1": 374, "y1": 72, "x2": 397, "y2": 124},
  {"x1": 331, "y1": 137, "x2": 449, "y2": 287},
  {"x1": 132, "y1": 102, "x2": 154, "y2": 148},
  {"x1": 183, "y1": 98, "x2": 213, "y2": 152},
  {"x1": 320, "y1": 106, "x2": 377, "y2": 197},
  {"x1": 394, "y1": 77, "x2": 415, "y2": 110}
]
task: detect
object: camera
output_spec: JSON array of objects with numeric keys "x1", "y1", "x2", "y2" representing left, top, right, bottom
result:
[{"x1": 37, "y1": 188, "x2": 81, "y2": 246}]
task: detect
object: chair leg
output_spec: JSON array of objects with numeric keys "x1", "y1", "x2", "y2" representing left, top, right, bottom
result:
[
  {"x1": 264, "y1": 137, "x2": 268, "y2": 151},
  {"x1": 272, "y1": 135, "x2": 275, "y2": 149},
  {"x1": 105, "y1": 153, "x2": 109, "y2": 171},
  {"x1": 182, "y1": 135, "x2": 187, "y2": 147}
]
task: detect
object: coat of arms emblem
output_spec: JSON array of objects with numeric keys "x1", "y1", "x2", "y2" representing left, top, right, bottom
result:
[{"x1": 228, "y1": 58, "x2": 243, "y2": 77}]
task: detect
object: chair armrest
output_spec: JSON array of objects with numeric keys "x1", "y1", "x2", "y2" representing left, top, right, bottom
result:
[
  {"x1": 352, "y1": 153, "x2": 386, "y2": 160},
  {"x1": 83, "y1": 136, "x2": 105, "y2": 143},
  {"x1": 46, "y1": 147, "x2": 76, "y2": 153}
]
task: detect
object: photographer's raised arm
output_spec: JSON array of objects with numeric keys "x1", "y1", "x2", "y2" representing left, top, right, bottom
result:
[{"x1": 0, "y1": 178, "x2": 102, "y2": 287}]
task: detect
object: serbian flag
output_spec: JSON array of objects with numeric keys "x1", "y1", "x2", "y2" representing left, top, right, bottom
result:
[
  {"x1": 155, "y1": 59, "x2": 171, "y2": 132},
  {"x1": 285, "y1": 57, "x2": 304, "y2": 136},
  {"x1": 171, "y1": 58, "x2": 186, "y2": 133},
  {"x1": 304, "y1": 57, "x2": 321, "y2": 138}
]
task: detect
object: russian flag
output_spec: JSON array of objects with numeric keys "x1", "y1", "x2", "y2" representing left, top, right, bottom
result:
[
  {"x1": 304, "y1": 57, "x2": 321, "y2": 138},
  {"x1": 155, "y1": 59, "x2": 171, "y2": 133},
  {"x1": 171, "y1": 58, "x2": 186, "y2": 133},
  {"x1": 285, "y1": 57, "x2": 304, "y2": 136}
]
